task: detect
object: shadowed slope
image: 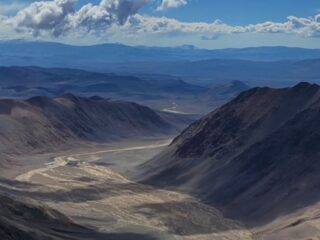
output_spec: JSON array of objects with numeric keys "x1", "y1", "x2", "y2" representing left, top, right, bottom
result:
[
  {"x1": 139, "y1": 82, "x2": 320, "y2": 226},
  {"x1": 0, "y1": 95, "x2": 176, "y2": 170},
  {"x1": 0, "y1": 194, "x2": 159, "y2": 240}
]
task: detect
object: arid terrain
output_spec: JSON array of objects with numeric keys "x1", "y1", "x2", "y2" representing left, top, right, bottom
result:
[
  {"x1": 140, "y1": 83, "x2": 320, "y2": 240},
  {"x1": 1, "y1": 0, "x2": 320, "y2": 236},
  {"x1": 1, "y1": 137, "x2": 252, "y2": 240},
  {"x1": 2, "y1": 82, "x2": 320, "y2": 240},
  {"x1": 3, "y1": 82, "x2": 320, "y2": 240}
]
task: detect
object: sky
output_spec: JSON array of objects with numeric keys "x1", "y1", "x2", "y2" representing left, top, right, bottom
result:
[{"x1": 0, "y1": 0, "x2": 320, "y2": 49}]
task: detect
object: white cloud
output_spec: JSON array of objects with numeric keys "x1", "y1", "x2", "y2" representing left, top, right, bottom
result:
[
  {"x1": 157, "y1": 0, "x2": 187, "y2": 11},
  {"x1": 72, "y1": 0, "x2": 149, "y2": 34},
  {"x1": 0, "y1": 0, "x2": 320, "y2": 43},
  {"x1": 124, "y1": 13, "x2": 320, "y2": 40},
  {"x1": 8, "y1": 0, "x2": 76, "y2": 36},
  {"x1": 3, "y1": 0, "x2": 149, "y2": 37},
  {"x1": 248, "y1": 15, "x2": 320, "y2": 38}
]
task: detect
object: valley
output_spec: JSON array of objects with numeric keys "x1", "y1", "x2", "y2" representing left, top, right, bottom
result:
[
  {"x1": 2, "y1": 81, "x2": 320, "y2": 240},
  {"x1": 1, "y1": 39, "x2": 320, "y2": 240},
  {"x1": 1, "y1": 137, "x2": 252, "y2": 240}
]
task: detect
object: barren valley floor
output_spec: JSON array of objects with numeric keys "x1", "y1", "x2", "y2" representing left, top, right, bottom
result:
[{"x1": 2, "y1": 138, "x2": 252, "y2": 240}]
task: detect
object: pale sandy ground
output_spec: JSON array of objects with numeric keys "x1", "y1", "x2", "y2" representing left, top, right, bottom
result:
[
  {"x1": 2, "y1": 137, "x2": 173, "y2": 179},
  {"x1": 10, "y1": 138, "x2": 253, "y2": 240},
  {"x1": 252, "y1": 202, "x2": 320, "y2": 240}
]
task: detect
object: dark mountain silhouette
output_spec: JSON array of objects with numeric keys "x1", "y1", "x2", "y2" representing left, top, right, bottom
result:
[{"x1": 140, "y1": 82, "x2": 320, "y2": 226}]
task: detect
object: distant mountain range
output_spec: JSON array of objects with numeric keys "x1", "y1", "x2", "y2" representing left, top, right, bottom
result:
[
  {"x1": 1, "y1": 41, "x2": 320, "y2": 66},
  {"x1": 139, "y1": 82, "x2": 320, "y2": 234},
  {"x1": 0, "y1": 66, "x2": 250, "y2": 115},
  {"x1": 0, "y1": 66, "x2": 204, "y2": 98},
  {"x1": 1, "y1": 41, "x2": 320, "y2": 86},
  {"x1": 104, "y1": 59, "x2": 320, "y2": 85}
]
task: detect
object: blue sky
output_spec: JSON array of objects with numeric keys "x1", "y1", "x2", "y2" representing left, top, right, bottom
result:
[
  {"x1": 145, "y1": 0, "x2": 320, "y2": 24},
  {"x1": 74, "y1": 0, "x2": 320, "y2": 25},
  {"x1": 0, "y1": 0, "x2": 320, "y2": 48}
]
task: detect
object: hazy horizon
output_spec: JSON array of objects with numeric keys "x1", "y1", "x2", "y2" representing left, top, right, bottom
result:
[{"x1": 4, "y1": 38, "x2": 320, "y2": 50}]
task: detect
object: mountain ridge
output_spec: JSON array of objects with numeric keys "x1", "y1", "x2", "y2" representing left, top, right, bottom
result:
[
  {"x1": 139, "y1": 82, "x2": 320, "y2": 227},
  {"x1": 1, "y1": 40, "x2": 320, "y2": 69},
  {"x1": 0, "y1": 94, "x2": 178, "y2": 172}
]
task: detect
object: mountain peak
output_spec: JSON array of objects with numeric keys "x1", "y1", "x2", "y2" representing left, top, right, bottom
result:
[{"x1": 293, "y1": 81, "x2": 319, "y2": 90}]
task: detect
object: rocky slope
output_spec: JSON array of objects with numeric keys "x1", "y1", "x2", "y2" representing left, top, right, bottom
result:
[
  {"x1": 0, "y1": 94, "x2": 176, "y2": 169},
  {"x1": 140, "y1": 82, "x2": 320, "y2": 227},
  {"x1": 0, "y1": 193, "x2": 157, "y2": 240},
  {"x1": 0, "y1": 194, "x2": 80, "y2": 240}
]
